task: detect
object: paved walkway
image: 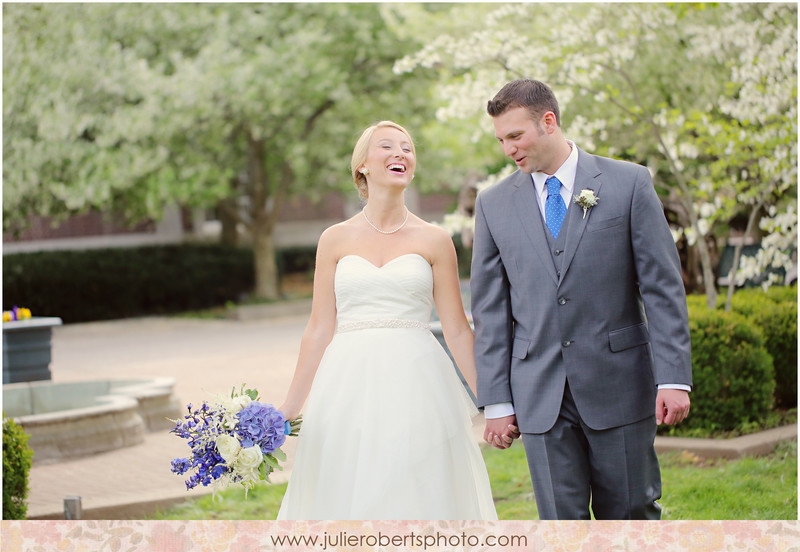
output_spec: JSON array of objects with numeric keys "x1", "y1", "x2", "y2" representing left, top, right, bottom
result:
[
  {"x1": 26, "y1": 309, "x2": 307, "y2": 519},
  {"x1": 22, "y1": 305, "x2": 797, "y2": 519},
  {"x1": 24, "y1": 306, "x2": 486, "y2": 519}
]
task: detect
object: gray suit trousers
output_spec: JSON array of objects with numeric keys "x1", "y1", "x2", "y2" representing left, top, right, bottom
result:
[{"x1": 521, "y1": 382, "x2": 662, "y2": 520}]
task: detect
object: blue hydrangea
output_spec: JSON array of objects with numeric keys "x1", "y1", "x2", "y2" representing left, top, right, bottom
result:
[{"x1": 236, "y1": 401, "x2": 287, "y2": 454}]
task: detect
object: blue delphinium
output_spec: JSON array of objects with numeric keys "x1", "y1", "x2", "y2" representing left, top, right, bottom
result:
[
  {"x1": 169, "y1": 400, "x2": 231, "y2": 490},
  {"x1": 170, "y1": 457, "x2": 191, "y2": 475}
]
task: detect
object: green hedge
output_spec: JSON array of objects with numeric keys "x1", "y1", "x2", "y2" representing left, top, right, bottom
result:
[
  {"x1": 750, "y1": 302, "x2": 798, "y2": 408},
  {"x1": 274, "y1": 246, "x2": 316, "y2": 276},
  {"x1": 729, "y1": 286, "x2": 797, "y2": 315},
  {"x1": 726, "y1": 290, "x2": 798, "y2": 408},
  {"x1": 3, "y1": 244, "x2": 255, "y2": 323},
  {"x1": 3, "y1": 417, "x2": 34, "y2": 520},
  {"x1": 686, "y1": 286, "x2": 797, "y2": 410},
  {"x1": 761, "y1": 284, "x2": 798, "y2": 305},
  {"x1": 684, "y1": 306, "x2": 775, "y2": 432}
]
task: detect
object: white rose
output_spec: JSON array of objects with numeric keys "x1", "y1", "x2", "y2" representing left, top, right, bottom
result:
[
  {"x1": 238, "y1": 445, "x2": 264, "y2": 470},
  {"x1": 216, "y1": 434, "x2": 241, "y2": 464},
  {"x1": 216, "y1": 394, "x2": 254, "y2": 430},
  {"x1": 218, "y1": 394, "x2": 252, "y2": 413}
]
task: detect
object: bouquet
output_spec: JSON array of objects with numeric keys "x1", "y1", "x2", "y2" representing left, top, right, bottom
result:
[{"x1": 169, "y1": 384, "x2": 301, "y2": 495}]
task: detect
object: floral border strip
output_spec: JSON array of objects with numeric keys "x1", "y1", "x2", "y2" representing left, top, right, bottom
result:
[{"x1": 2, "y1": 520, "x2": 798, "y2": 552}]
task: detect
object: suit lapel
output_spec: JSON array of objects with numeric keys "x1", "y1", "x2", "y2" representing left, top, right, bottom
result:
[
  {"x1": 510, "y1": 171, "x2": 559, "y2": 286},
  {"x1": 561, "y1": 149, "x2": 603, "y2": 281}
]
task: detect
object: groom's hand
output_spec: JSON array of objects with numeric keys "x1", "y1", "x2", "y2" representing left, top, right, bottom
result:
[
  {"x1": 484, "y1": 414, "x2": 519, "y2": 449},
  {"x1": 656, "y1": 389, "x2": 690, "y2": 425}
]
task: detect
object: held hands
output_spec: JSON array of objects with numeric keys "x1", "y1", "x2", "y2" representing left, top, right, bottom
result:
[
  {"x1": 484, "y1": 414, "x2": 521, "y2": 449},
  {"x1": 656, "y1": 388, "x2": 690, "y2": 425}
]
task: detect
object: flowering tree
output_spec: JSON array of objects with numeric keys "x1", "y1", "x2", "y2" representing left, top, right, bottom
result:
[
  {"x1": 395, "y1": 3, "x2": 797, "y2": 307},
  {"x1": 4, "y1": 4, "x2": 434, "y2": 299}
]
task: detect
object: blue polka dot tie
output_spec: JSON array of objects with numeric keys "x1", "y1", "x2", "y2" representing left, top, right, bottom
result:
[{"x1": 545, "y1": 176, "x2": 566, "y2": 239}]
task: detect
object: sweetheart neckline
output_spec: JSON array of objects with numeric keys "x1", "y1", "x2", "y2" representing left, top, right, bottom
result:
[{"x1": 338, "y1": 253, "x2": 428, "y2": 270}]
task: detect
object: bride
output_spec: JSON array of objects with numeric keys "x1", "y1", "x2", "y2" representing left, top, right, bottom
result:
[{"x1": 276, "y1": 121, "x2": 500, "y2": 520}]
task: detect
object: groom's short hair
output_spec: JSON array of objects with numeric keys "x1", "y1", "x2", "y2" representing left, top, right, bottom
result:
[{"x1": 487, "y1": 79, "x2": 561, "y2": 126}]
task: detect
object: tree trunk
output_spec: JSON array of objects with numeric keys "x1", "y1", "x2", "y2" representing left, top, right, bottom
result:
[
  {"x1": 218, "y1": 197, "x2": 239, "y2": 247},
  {"x1": 696, "y1": 236, "x2": 717, "y2": 308},
  {"x1": 724, "y1": 200, "x2": 763, "y2": 311},
  {"x1": 253, "y1": 224, "x2": 280, "y2": 300},
  {"x1": 243, "y1": 103, "x2": 332, "y2": 300},
  {"x1": 665, "y1": 193, "x2": 717, "y2": 306}
]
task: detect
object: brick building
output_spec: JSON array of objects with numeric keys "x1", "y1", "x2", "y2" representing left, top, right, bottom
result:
[{"x1": 3, "y1": 188, "x2": 456, "y2": 254}]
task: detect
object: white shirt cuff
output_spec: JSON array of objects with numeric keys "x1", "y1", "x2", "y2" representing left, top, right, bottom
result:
[
  {"x1": 484, "y1": 402, "x2": 515, "y2": 419},
  {"x1": 658, "y1": 384, "x2": 691, "y2": 392}
]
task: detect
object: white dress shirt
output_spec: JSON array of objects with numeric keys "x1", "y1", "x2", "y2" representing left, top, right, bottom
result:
[{"x1": 531, "y1": 139, "x2": 579, "y2": 220}]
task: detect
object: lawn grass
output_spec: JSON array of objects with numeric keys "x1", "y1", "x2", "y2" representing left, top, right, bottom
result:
[
  {"x1": 658, "y1": 440, "x2": 797, "y2": 520},
  {"x1": 149, "y1": 482, "x2": 287, "y2": 520},
  {"x1": 151, "y1": 439, "x2": 796, "y2": 520}
]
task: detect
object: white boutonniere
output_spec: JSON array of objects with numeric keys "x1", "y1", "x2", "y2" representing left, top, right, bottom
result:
[{"x1": 573, "y1": 189, "x2": 598, "y2": 219}]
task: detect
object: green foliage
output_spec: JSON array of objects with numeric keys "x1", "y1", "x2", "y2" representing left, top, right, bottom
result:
[
  {"x1": 762, "y1": 283, "x2": 798, "y2": 305},
  {"x1": 685, "y1": 293, "x2": 710, "y2": 310},
  {"x1": 3, "y1": 3, "x2": 438, "y2": 298},
  {"x1": 691, "y1": 286, "x2": 798, "y2": 409},
  {"x1": 684, "y1": 305, "x2": 775, "y2": 432},
  {"x1": 148, "y1": 481, "x2": 287, "y2": 520},
  {"x1": 3, "y1": 244, "x2": 254, "y2": 323},
  {"x1": 3, "y1": 4, "x2": 436, "y2": 225},
  {"x1": 399, "y1": 3, "x2": 797, "y2": 302},
  {"x1": 3, "y1": 416, "x2": 34, "y2": 520},
  {"x1": 274, "y1": 246, "x2": 316, "y2": 277},
  {"x1": 481, "y1": 443, "x2": 538, "y2": 520},
  {"x1": 728, "y1": 285, "x2": 797, "y2": 315},
  {"x1": 659, "y1": 440, "x2": 797, "y2": 520},
  {"x1": 453, "y1": 236, "x2": 473, "y2": 279},
  {"x1": 739, "y1": 301, "x2": 797, "y2": 408}
]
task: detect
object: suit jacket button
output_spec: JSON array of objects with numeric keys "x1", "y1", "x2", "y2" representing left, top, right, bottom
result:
[
  {"x1": 554, "y1": 249, "x2": 562, "y2": 256},
  {"x1": 558, "y1": 297, "x2": 567, "y2": 305},
  {"x1": 562, "y1": 340, "x2": 572, "y2": 347}
]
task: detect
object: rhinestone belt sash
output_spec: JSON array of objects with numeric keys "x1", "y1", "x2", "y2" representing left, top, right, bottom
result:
[{"x1": 336, "y1": 319, "x2": 431, "y2": 333}]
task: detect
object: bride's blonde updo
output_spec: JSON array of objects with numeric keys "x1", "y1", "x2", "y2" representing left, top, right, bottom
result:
[{"x1": 350, "y1": 120, "x2": 416, "y2": 200}]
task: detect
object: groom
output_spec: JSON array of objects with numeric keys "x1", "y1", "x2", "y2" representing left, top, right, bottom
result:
[{"x1": 470, "y1": 79, "x2": 692, "y2": 520}]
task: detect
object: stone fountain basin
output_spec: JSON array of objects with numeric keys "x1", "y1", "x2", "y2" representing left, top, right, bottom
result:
[{"x1": 3, "y1": 378, "x2": 182, "y2": 464}]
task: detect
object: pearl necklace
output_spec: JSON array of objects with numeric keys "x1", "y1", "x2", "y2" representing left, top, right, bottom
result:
[{"x1": 362, "y1": 207, "x2": 409, "y2": 234}]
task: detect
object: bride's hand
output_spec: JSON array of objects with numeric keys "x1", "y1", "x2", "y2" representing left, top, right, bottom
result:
[{"x1": 278, "y1": 402, "x2": 301, "y2": 422}]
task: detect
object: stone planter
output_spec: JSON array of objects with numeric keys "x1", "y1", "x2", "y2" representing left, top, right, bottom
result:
[
  {"x1": 2, "y1": 317, "x2": 62, "y2": 384},
  {"x1": 3, "y1": 377, "x2": 181, "y2": 463}
]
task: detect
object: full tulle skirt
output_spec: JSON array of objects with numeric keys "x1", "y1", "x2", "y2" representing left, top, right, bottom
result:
[{"x1": 277, "y1": 327, "x2": 497, "y2": 520}]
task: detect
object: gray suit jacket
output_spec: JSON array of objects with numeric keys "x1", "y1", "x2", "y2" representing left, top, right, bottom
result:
[{"x1": 471, "y1": 148, "x2": 692, "y2": 433}]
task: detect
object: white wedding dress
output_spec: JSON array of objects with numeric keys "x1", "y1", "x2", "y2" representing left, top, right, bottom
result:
[{"x1": 277, "y1": 253, "x2": 497, "y2": 520}]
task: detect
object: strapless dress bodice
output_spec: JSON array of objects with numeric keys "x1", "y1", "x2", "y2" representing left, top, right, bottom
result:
[{"x1": 334, "y1": 253, "x2": 433, "y2": 331}]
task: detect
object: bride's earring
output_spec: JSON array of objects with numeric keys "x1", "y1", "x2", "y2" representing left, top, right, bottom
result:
[{"x1": 360, "y1": 167, "x2": 370, "y2": 176}]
